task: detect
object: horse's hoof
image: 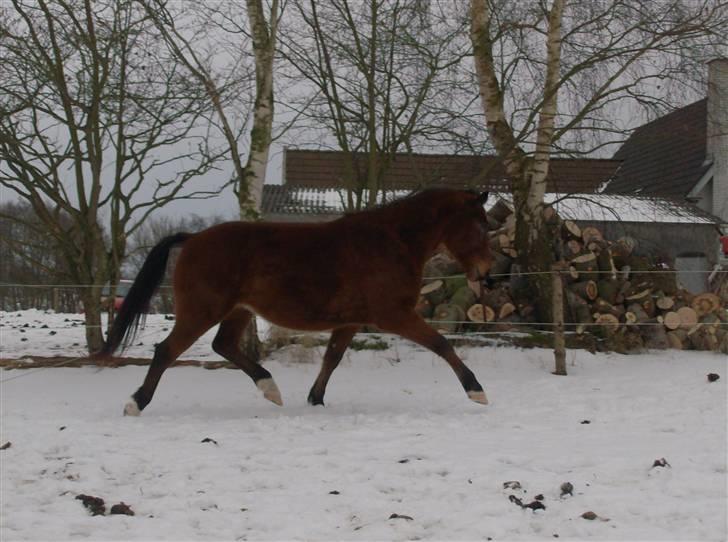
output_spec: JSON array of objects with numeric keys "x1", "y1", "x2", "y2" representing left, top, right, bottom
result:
[
  {"x1": 257, "y1": 378, "x2": 283, "y2": 406},
  {"x1": 468, "y1": 390, "x2": 489, "y2": 405},
  {"x1": 123, "y1": 398, "x2": 141, "y2": 416}
]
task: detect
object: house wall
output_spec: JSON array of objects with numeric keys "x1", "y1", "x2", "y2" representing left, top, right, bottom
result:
[
  {"x1": 575, "y1": 221, "x2": 721, "y2": 266},
  {"x1": 707, "y1": 59, "x2": 728, "y2": 223},
  {"x1": 693, "y1": 182, "x2": 714, "y2": 217},
  {"x1": 575, "y1": 220, "x2": 721, "y2": 292},
  {"x1": 577, "y1": 221, "x2": 720, "y2": 293}
]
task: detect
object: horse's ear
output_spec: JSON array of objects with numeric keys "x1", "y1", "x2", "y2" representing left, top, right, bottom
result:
[{"x1": 476, "y1": 191, "x2": 489, "y2": 206}]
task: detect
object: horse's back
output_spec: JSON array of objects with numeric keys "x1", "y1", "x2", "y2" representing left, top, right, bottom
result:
[{"x1": 172, "y1": 218, "x2": 420, "y2": 330}]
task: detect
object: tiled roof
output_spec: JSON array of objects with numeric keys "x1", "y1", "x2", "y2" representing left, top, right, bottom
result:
[
  {"x1": 262, "y1": 185, "x2": 724, "y2": 225},
  {"x1": 283, "y1": 149, "x2": 621, "y2": 194},
  {"x1": 262, "y1": 185, "x2": 348, "y2": 215},
  {"x1": 604, "y1": 99, "x2": 710, "y2": 197}
]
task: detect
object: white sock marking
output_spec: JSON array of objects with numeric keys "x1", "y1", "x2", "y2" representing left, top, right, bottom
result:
[
  {"x1": 257, "y1": 378, "x2": 283, "y2": 406},
  {"x1": 123, "y1": 398, "x2": 141, "y2": 416},
  {"x1": 468, "y1": 390, "x2": 489, "y2": 405}
]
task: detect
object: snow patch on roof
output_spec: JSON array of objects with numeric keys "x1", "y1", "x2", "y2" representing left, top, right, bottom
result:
[
  {"x1": 543, "y1": 193, "x2": 720, "y2": 224},
  {"x1": 489, "y1": 193, "x2": 720, "y2": 224},
  {"x1": 263, "y1": 185, "x2": 723, "y2": 224}
]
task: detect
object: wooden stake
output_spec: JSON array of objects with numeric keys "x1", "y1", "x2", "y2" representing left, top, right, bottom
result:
[{"x1": 552, "y1": 263, "x2": 567, "y2": 376}]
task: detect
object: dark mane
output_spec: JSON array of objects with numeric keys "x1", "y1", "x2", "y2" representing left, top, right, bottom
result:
[{"x1": 341, "y1": 188, "x2": 477, "y2": 218}]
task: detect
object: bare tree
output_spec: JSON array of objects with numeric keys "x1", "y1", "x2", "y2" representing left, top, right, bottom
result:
[
  {"x1": 0, "y1": 0, "x2": 228, "y2": 351},
  {"x1": 0, "y1": 201, "x2": 79, "y2": 311},
  {"x1": 139, "y1": 0, "x2": 284, "y2": 220},
  {"x1": 281, "y1": 0, "x2": 477, "y2": 210},
  {"x1": 140, "y1": 0, "x2": 284, "y2": 362},
  {"x1": 125, "y1": 213, "x2": 225, "y2": 312},
  {"x1": 470, "y1": 0, "x2": 728, "y2": 319}
]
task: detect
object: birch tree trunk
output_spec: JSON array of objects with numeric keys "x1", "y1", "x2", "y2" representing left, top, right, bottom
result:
[
  {"x1": 143, "y1": 0, "x2": 283, "y2": 362},
  {"x1": 241, "y1": 0, "x2": 279, "y2": 220},
  {"x1": 238, "y1": 0, "x2": 281, "y2": 359},
  {"x1": 365, "y1": 0, "x2": 379, "y2": 207},
  {"x1": 470, "y1": 0, "x2": 564, "y2": 321}
]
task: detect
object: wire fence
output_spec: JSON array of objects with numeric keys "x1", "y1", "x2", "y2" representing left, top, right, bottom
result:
[
  {"x1": 1, "y1": 266, "x2": 726, "y2": 332},
  {"x1": 2, "y1": 267, "x2": 726, "y2": 288},
  {"x1": 1, "y1": 267, "x2": 726, "y2": 384}
]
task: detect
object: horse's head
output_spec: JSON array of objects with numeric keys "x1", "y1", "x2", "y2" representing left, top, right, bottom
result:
[{"x1": 441, "y1": 191, "x2": 493, "y2": 282}]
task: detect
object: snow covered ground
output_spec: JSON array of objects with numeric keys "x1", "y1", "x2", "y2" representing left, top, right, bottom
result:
[{"x1": 1, "y1": 310, "x2": 727, "y2": 541}]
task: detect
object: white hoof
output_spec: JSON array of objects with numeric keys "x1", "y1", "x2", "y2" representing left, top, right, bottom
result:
[
  {"x1": 123, "y1": 398, "x2": 141, "y2": 416},
  {"x1": 257, "y1": 378, "x2": 283, "y2": 406},
  {"x1": 468, "y1": 390, "x2": 489, "y2": 405}
]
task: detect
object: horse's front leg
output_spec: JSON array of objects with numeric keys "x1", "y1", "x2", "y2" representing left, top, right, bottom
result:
[
  {"x1": 308, "y1": 325, "x2": 359, "y2": 406},
  {"x1": 378, "y1": 312, "x2": 488, "y2": 405}
]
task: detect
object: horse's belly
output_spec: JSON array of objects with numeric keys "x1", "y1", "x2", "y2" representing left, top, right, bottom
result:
[{"x1": 241, "y1": 290, "x2": 370, "y2": 331}]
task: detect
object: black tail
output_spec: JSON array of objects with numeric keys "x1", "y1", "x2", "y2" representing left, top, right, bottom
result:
[{"x1": 97, "y1": 232, "x2": 191, "y2": 358}]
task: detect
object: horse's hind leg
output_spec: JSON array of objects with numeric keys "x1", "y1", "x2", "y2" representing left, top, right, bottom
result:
[
  {"x1": 308, "y1": 325, "x2": 359, "y2": 406},
  {"x1": 124, "y1": 317, "x2": 216, "y2": 416},
  {"x1": 212, "y1": 308, "x2": 282, "y2": 406},
  {"x1": 379, "y1": 312, "x2": 488, "y2": 405}
]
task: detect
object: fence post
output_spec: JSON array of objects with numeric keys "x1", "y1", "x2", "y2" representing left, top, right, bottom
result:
[{"x1": 552, "y1": 262, "x2": 567, "y2": 376}]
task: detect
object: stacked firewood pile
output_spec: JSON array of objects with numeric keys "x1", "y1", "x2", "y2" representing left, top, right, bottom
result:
[{"x1": 418, "y1": 198, "x2": 728, "y2": 353}]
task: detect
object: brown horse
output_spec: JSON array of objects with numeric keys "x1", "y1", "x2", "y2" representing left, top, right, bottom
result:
[{"x1": 98, "y1": 189, "x2": 494, "y2": 415}]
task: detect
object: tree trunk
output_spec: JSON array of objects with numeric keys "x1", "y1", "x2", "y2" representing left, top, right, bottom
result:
[
  {"x1": 82, "y1": 288, "x2": 105, "y2": 353},
  {"x1": 514, "y1": 201, "x2": 557, "y2": 322},
  {"x1": 233, "y1": 0, "x2": 281, "y2": 361},
  {"x1": 552, "y1": 264, "x2": 567, "y2": 375},
  {"x1": 241, "y1": 0, "x2": 278, "y2": 220},
  {"x1": 470, "y1": 0, "x2": 564, "y2": 324}
]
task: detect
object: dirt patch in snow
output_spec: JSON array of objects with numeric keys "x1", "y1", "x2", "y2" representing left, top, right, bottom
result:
[{"x1": 0, "y1": 356, "x2": 235, "y2": 370}]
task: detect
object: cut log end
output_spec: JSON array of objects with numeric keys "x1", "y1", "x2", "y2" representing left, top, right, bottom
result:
[
  {"x1": 676, "y1": 306, "x2": 699, "y2": 330},
  {"x1": 594, "y1": 313, "x2": 620, "y2": 332},
  {"x1": 691, "y1": 293, "x2": 722, "y2": 317},
  {"x1": 663, "y1": 311, "x2": 681, "y2": 331},
  {"x1": 467, "y1": 303, "x2": 495, "y2": 323}
]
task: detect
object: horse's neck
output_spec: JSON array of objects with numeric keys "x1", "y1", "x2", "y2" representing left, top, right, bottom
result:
[
  {"x1": 383, "y1": 200, "x2": 447, "y2": 263},
  {"x1": 346, "y1": 194, "x2": 452, "y2": 263}
]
